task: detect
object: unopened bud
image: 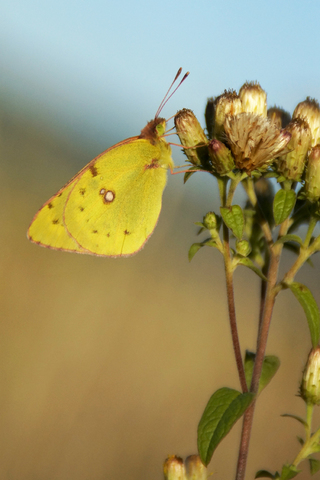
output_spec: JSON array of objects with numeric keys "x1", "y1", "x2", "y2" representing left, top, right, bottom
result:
[
  {"x1": 267, "y1": 106, "x2": 291, "y2": 129},
  {"x1": 224, "y1": 113, "x2": 291, "y2": 174},
  {"x1": 300, "y1": 347, "x2": 320, "y2": 405},
  {"x1": 205, "y1": 97, "x2": 215, "y2": 139},
  {"x1": 174, "y1": 109, "x2": 208, "y2": 166},
  {"x1": 236, "y1": 239, "x2": 251, "y2": 257},
  {"x1": 293, "y1": 97, "x2": 320, "y2": 147},
  {"x1": 164, "y1": 456, "x2": 187, "y2": 480},
  {"x1": 208, "y1": 139, "x2": 235, "y2": 175},
  {"x1": 239, "y1": 82, "x2": 267, "y2": 117},
  {"x1": 203, "y1": 211, "x2": 217, "y2": 230},
  {"x1": 276, "y1": 118, "x2": 312, "y2": 181},
  {"x1": 185, "y1": 455, "x2": 208, "y2": 480},
  {"x1": 305, "y1": 145, "x2": 320, "y2": 202},
  {"x1": 212, "y1": 90, "x2": 242, "y2": 140}
]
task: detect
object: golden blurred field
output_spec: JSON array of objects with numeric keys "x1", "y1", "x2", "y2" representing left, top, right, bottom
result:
[{"x1": 1, "y1": 99, "x2": 320, "y2": 480}]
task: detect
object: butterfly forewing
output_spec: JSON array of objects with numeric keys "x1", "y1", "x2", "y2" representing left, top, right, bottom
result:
[{"x1": 63, "y1": 139, "x2": 170, "y2": 256}]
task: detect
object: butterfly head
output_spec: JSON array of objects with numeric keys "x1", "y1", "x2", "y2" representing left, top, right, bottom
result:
[{"x1": 139, "y1": 117, "x2": 166, "y2": 145}]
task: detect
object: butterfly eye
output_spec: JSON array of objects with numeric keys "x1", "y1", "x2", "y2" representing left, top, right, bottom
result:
[{"x1": 100, "y1": 188, "x2": 115, "y2": 204}]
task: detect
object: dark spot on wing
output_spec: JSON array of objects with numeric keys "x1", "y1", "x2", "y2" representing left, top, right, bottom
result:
[
  {"x1": 58, "y1": 193, "x2": 62, "y2": 197},
  {"x1": 124, "y1": 230, "x2": 130, "y2": 235},
  {"x1": 90, "y1": 165, "x2": 98, "y2": 177},
  {"x1": 52, "y1": 219, "x2": 59, "y2": 224},
  {"x1": 47, "y1": 202, "x2": 53, "y2": 209},
  {"x1": 145, "y1": 158, "x2": 160, "y2": 170},
  {"x1": 79, "y1": 188, "x2": 86, "y2": 196},
  {"x1": 92, "y1": 230, "x2": 98, "y2": 234},
  {"x1": 79, "y1": 206, "x2": 84, "y2": 212},
  {"x1": 106, "y1": 233, "x2": 110, "y2": 237}
]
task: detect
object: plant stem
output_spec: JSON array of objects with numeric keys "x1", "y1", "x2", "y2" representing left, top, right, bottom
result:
[
  {"x1": 218, "y1": 177, "x2": 247, "y2": 393},
  {"x1": 235, "y1": 216, "x2": 289, "y2": 480},
  {"x1": 224, "y1": 236, "x2": 248, "y2": 393},
  {"x1": 303, "y1": 215, "x2": 318, "y2": 248},
  {"x1": 305, "y1": 402, "x2": 314, "y2": 441}
]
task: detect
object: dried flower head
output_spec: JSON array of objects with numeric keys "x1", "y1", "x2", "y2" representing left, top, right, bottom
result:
[
  {"x1": 305, "y1": 145, "x2": 320, "y2": 202},
  {"x1": 224, "y1": 113, "x2": 291, "y2": 174},
  {"x1": 267, "y1": 106, "x2": 291, "y2": 129},
  {"x1": 163, "y1": 456, "x2": 187, "y2": 480},
  {"x1": 174, "y1": 109, "x2": 208, "y2": 166},
  {"x1": 239, "y1": 81, "x2": 267, "y2": 117},
  {"x1": 208, "y1": 139, "x2": 235, "y2": 175},
  {"x1": 185, "y1": 455, "x2": 208, "y2": 480},
  {"x1": 276, "y1": 118, "x2": 312, "y2": 181},
  {"x1": 212, "y1": 90, "x2": 242, "y2": 140},
  {"x1": 300, "y1": 346, "x2": 320, "y2": 405},
  {"x1": 205, "y1": 97, "x2": 215, "y2": 138},
  {"x1": 293, "y1": 97, "x2": 320, "y2": 147}
]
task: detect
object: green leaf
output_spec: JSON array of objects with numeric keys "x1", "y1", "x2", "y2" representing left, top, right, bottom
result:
[
  {"x1": 188, "y1": 243, "x2": 203, "y2": 261},
  {"x1": 273, "y1": 189, "x2": 296, "y2": 225},
  {"x1": 244, "y1": 352, "x2": 280, "y2": 394},
  {"x1": 255, "y1": 470, "x2": 279, "y2": 479},
  {"x1": 281, "y1": 414, "x2": 308, "y2": 429},
  {"x1": 184, "y1": 167, "x2": 199, "y2": 183},
  {"x1": 197, "y1": 387, "x2": 255, "y2": 466},
  {"x1": 288, "y1": 282, "x2": 320, "y2": 347},
  {"x1": 236, "y1": 257, "x2": 267, "y2": 281},
  {"x1": 274, "y1": 234, "x2": 304, "y2": 247},
  {"x1": 220, "y1": 205, "x2": 244, "y2": 240},
  {"x1": 309, "y1": 458, "x2": 320, "y2": 475},
  {"x1": 279, "y1": 464, "x2": 300, "y2": 480}
]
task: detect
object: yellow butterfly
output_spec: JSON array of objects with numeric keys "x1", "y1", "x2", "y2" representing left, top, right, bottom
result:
[{"x1": 27, "y1": 69, "x2": 189, "y2": 257}]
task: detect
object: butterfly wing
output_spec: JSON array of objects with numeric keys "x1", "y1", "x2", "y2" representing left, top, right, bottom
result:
[
  {"x1": 64, "y1": 138, "x2": 173, "y2": 256},
  {"x1": 28, "y1": 136, "x2": 173, "y2": 257},
  {"x1": 28, "y1": 176, "x2": 89, "y2": 253}
]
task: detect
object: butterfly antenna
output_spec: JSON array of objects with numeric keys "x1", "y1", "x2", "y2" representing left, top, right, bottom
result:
[{"x1": 155, "y1": 68, "x2": 189, "y2": 118}]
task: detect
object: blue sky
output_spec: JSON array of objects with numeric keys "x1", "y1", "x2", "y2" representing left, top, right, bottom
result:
[{"x1": 2, "y1": 0, "x2": 320, "y2": 146}]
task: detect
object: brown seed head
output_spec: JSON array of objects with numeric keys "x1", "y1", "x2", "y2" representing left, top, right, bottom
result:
[{"x1": 224, "y1": 113, "x2": 291, "y2": 174}]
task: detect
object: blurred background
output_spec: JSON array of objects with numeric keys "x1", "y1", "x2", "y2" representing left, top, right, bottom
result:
[{"x1": 1, "y1": 1, "x2": 320, "y2": 479}]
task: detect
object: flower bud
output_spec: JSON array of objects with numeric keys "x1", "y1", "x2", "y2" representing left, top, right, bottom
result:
[
  {"x1": 203, "y1": 211, "x2": 217, "y2": 230},
  {"x1": 267, "y1": 106, "x2": 291, "y2": 129},
  {"x1": 236, "y1": 239, "x2": 251, "y2": 257},
  {"x1": 300, "y1": 346, "x2": 320, "y2": 405},
  {"x1": 305, "y1": 145, "x2": 320, "y2": 202},
  {"x1": 208, "y1": 139, "x2": 235, "y2": 175},
  {"x1": 224, "y1": 113, "x2": 291, "y2": 174},
  {"x1": 185, "y1": 455, "x2": 208, "y2": 480},
  {"x1": 212, "y1": 90, "x2": 242, "y2": 140},
  {"x1": 239, "y1": 81, "x2": 267, "y2": 117},
  {"x1": 293, "y1": 97, "x2": 320, "y2": 147},
  {"x1": 205, "y1": 97, "x2": 215, "y2": 139},
  {"x1": 164, "y1": 456, "x2": 187, "y2": 480},
  {"x1": 276, "y1": 118, "x2": 312, "y2": 181},
  {"x1": 174, "y1": 109, "x2": 208, "y2": 166}
]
